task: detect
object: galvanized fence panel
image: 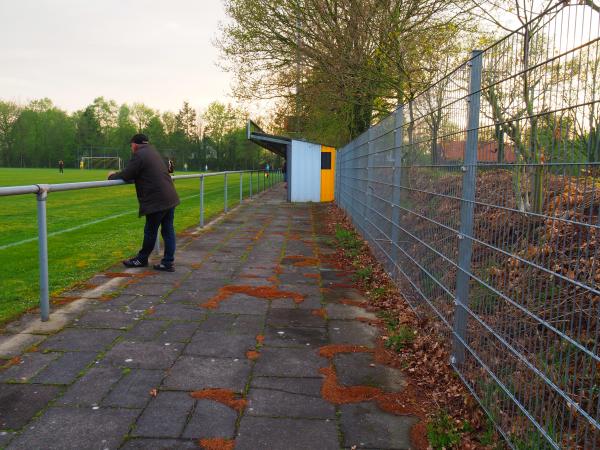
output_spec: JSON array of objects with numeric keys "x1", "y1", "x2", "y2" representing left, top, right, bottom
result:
[{"x1": 336, "y1": 2, "x2": 600, "y2": 448}]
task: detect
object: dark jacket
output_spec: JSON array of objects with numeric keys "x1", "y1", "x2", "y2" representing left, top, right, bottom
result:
[{"x1": 109, "y1": 144, "x2": 180, "y2": 216}]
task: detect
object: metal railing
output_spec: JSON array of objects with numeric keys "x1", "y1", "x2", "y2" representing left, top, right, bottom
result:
[
  {"x1": 0, "y1": 169, "x2": 282, "y2": 322},
  {"x1": 336, "y1": 2, "x2": 599, "y2": 448}
]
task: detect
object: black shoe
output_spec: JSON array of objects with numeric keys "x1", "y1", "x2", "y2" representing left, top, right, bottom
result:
[
  {"x1": 122, "y1": 257, "x2": 148, "y2": 268},
  {"x1": 153, "y1": 263, "x2": 175, "y2": 272}
]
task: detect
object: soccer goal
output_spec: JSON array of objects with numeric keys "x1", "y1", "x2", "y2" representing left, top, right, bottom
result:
[{"x1": 80, "y1": 156, "x2": 122, "y2": 170}]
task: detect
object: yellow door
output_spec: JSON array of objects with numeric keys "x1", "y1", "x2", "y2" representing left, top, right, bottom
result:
[{"x1": 320, "y1": 146, "x2": 336, "y2": 202}]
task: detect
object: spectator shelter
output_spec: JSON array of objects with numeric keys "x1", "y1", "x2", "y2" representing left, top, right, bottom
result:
[{"x1": 247, "y1": 120, "x2": 336, "y2": 202}]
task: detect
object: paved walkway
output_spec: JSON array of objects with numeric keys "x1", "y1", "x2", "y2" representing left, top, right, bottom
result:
[{"x1": 0, "y1": 185, "x2": 418, "y2": 450}]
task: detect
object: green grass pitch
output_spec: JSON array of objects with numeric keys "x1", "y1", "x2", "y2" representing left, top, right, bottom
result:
[{"x1": 0, "y1": 168, "x2": 275, "y2": 324}]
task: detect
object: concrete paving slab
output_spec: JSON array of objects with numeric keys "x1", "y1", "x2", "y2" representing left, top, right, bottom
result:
[
  {"x1": 134, "y1": 391, "x2": 194, "y2": 438},
  {"x1": 124, "y1": 320, "x2": 167, "y2": 341},
  {"x1": 253, "y1": 347, "x2": 326, "y2": 377},
  {"x1": 31, "y1": 351, "x2": 98, "y2": 385},
  {"x1": 0, "y1": 384, "x2": 61, "y2": 429},
  {"x1": 236, "y1": 416, "x2": 339, "y2": 450},
  {"x1": 120, "y1": 281, "x2": 175, "y2": 297},
  {"x1": 295, "y1": 296, "x2": 326, "y2": 310},
  {"x1": 250, "y1": 376, "x2": 323, "y2": 397},
  {"x1": 56, "y1": 366, "x2": 123, "y2": 406},
  {"x1": 182, "y1": 399, "x2": 237, "y2": 439},
  {"x1": 326, "y1": 303, "x2": 377, "y2": 320},
  {"x1": 102, "y1": 369, "x2": 164, "y2": 408},
  {"x1": 103, "y1": 341, "x2": 182, "y2": 369},
  {"x1": 104, "y1": 294, "x2": 141, "y2": 307},
  {"x1": 196, "y1": 314, "x2": 236, "y2": 332},
  {"x1": 210, "y1": 294, "x2": 270, "y2": 315},
  {"x1": 163, "y1": 356, "x2": 251, "y2": 391},
  {"x1": 185, "y1": 332, "x2": 256, "y2": 357},
  {"x1": 321, "y1": 288, "x2": 367, "y2": 303},
  {"x1": 334, "y1": 352, "x2": 406, "y2": 392},
  {"x1": 120, "y1": 438, "x2": 198, "y2": 450},
  {"x1": 267, "y1": 309, "x2": 325, "y2": 328},
  {"x1": 6, "y1": 407, "x2": 139, "y2": 450},
  {"x1": 268, "y1": 298, "x2": 298, "y2": 309},
  {"x1": 39, "y1": 328, "x2": 122, "y2": 352},
  {"x1": 231, "y1": 315, "x2": 265, "y2": 335},
  {"x1": 147, "y1": 303, "x2": 207, "y2": 321},
  {"x1": 164, "y1": 289, "x2": 219, "y2": 304},
  {"x1": 329, "y1": 320, "x2": 378, "y2": 346},
  {"x1": 72, "y1": 308, "x2": 137, "y2": 329},
  {"x1": 264, "y1": 326, "x2": 328, "y2": 348},
  {"x1": 0, "y1": 352, "x2": 59, "y2": 383},
  {"x1": 247, "y1": 388, "x2": 335, "y2": 419},
  {"x1": 157, "y1": 322, "x2": 199, "y2": 343},
  {"x1": 339, "y1": 402, "x2": 418, "y2": 449},
  {"x1": 126, "y1": 295, "x2": 164, "y2": 311}
]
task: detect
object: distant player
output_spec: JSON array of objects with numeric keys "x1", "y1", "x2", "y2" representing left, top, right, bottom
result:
[
  {"x1": 58, "y1": 160, "x2": 64, "y2": 174},
  {"x1": 168, "y1": 159, "x2": 174, "y2": 174},
  {"x1": 79, "y1": 160, "x2": 84, "y2": 170}
]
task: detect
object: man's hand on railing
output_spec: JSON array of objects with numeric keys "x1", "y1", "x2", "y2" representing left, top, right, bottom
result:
[{"x1": 107, "y1": 171, "x2": 117, "y2": 179}]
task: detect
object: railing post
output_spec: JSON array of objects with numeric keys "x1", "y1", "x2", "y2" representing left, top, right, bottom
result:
[
  {"x1": 391, "y1": 106, "x2": 404, "y2": 270},
  {"x1": 200, "y1": 175, "x2": 205, "y2": 227},
  {"x1": 452, "y1": 50, "x2": 483, "y2": 365},
  {"x1": 249, "y1": 171, "x2": 253, "y2": 197},
  {"x1": 36, "y1": 186, "x2": 50, "y2": 322},
  {"x1": 240, "y1": 172, "x2": 243, "y2": 202},
  {"x1": 224, "y1": 173, "x2": 228, "y2": 213},
  {"x1": 153, "y1": 235, "x2": 160, "y2": 255}
]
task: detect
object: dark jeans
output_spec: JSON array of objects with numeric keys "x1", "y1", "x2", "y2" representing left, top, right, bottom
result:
[{"x1": 137, "y1": 207, "x2": 176, "y2": 266}]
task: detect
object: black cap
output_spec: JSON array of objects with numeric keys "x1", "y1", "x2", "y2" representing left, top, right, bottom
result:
[{"x1": 130, "y1": 133, "x2": 149, "y2": 144}]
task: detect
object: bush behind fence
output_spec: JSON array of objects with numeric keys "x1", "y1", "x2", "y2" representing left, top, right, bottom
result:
[{"x1": 335, "y1": 2, "x2": 600, "y2": 448}]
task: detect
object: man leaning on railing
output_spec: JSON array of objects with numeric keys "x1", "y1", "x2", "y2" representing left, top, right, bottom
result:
[{"x1": 108, "y1": 133, "x2": 180, "y2": 272}]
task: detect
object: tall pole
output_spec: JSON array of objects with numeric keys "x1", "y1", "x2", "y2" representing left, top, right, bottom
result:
[{"x1": 452, "y1": 50, "x2": 483, "y2": 365}]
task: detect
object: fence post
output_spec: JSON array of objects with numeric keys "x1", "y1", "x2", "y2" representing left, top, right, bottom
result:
[
  {"x1": 249, "y1": 171, "x2": 253, "y2": 197},
  {"x1": 342, "y1": 142, "x2": 351, "y2": 213},
  {"x1": 240, "y1": 172, "x2": 243, "y2": 202},
  {"x1": 452, "y1": 50, "x2": 483, "y2": 365},
  {"x1": 200, "y1": 175, "x2": 205, "y2": 227},
  {"x1": 36, "y1": 186, "x2": 50, "y2": 322},
  {"x1": 364, "y1": 128, "x2": 375, "y2": 236},
  {"x1": 224, "y1": 173, "x2": 228, "y2": 212},
  {"x1": 391, "y1": 106, "x2": 404, "y2": 270}
]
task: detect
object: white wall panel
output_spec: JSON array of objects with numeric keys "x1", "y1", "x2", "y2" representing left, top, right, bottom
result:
[{"x1": 290, "y1": 141, "x2": 321, "y2": 202}]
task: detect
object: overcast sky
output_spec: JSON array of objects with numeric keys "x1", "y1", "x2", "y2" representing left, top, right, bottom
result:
[{"x1": 0, "y1": 0, "x2": 233, "y2": 113}]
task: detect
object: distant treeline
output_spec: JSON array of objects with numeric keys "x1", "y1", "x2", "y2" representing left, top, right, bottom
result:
[{"x1": 0, "y1": 97, "x2": 281, "y2": 170}]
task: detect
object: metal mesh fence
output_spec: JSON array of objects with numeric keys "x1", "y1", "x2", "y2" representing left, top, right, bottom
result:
[{"x1": 335, "y1": 2, "x2": 600, "y2": 448}]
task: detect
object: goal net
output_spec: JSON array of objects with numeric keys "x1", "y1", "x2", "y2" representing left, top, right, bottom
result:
[{"x1": 81, "y1": 156, "x2": 122, "y2": 170}]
